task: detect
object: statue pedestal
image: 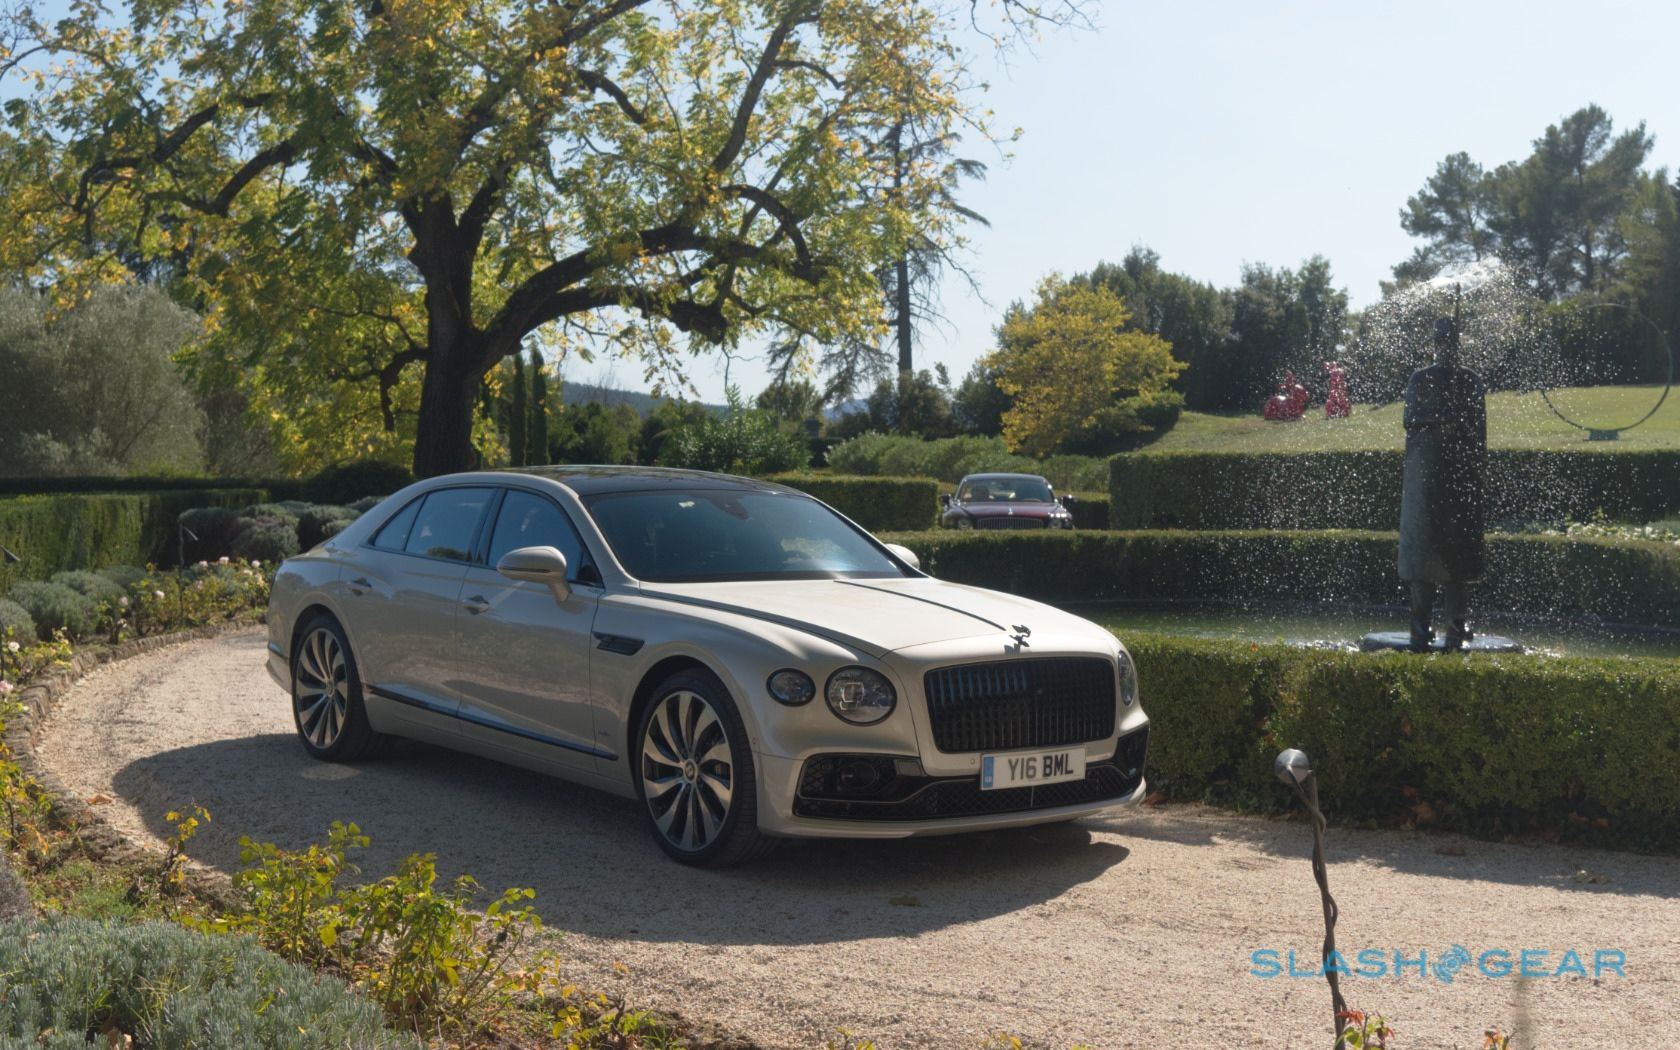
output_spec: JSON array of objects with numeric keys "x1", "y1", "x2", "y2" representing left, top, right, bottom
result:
[{"x1": 1359, "y1": 631, "x2": 1522, "y2": 654}]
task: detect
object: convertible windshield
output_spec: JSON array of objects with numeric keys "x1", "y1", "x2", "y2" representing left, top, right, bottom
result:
[
  {"x1": 583, "y1": 489, "x2": 908, "y2": 583},
  {"x1": 959, "y1": 477, "x2": 1054, "y2": 503}
]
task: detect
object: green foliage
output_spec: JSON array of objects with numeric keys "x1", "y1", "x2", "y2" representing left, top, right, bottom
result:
[
  {"x1": 827, "y1": 433, "x2": 1110, "y2": 491},
  {"x1": 551, "y1": 402, "x2": 643, "y2": 466},
  {"x1": 1119, "y1": 631, "x2": 1680, "y2": 848},
  {"x1": 765, "y1": 474, "x2": 939, "y2": 532},
  {"x1": 662, "y1": 390, "x2": 809, "y2": 475},
  {"x1": 1082, "y1": 248, "x2": 1236, "y2": 413},
  {"x1": 178, "y1": 507, "x2": 242, "y2": 563},
  {"x1": 509, "y1": 351, "x2": 529, "y2": 467},
  {"x1": 0, "y1": 489, "x2": 266, "y2": 595},
  {"x1": 4, "y1": 581, "x2": 96, "y2": 641},
  {"x1": 204, "y1": 822, "x2": 556, "y2": 1036},
  {"x1": 0, "y1": 917, "x2": 409, "y2": 1050},
  {"x1": 987, "y1": 277, "x2": 1184, "y2": 455},
  {"x1": 296, "y1": 461, "x2": 414, "y2": 506},
  {"x1": 1064, "y1": 494, "x2": 1109, "y2": 529},
  {"x1": 0, "y1": 286, "x2": 205, "y2": 477},
  {"x1": 228, "y1": 519, "x2": 301, "y2": 564},
  {"x1": 952, "y1": 360, "x2": 1011, "y2": 436},
  {"x1": 857, "y1": 368, "x2": 958, "y2": 438},
  {"x1": 0, "y1": 599, "x2": 36, "y2": 644},
  {"x1": 297, "y1": 505, "x2": 360, "y2": 551},
  {"x1": 876, "y1": 529, "x2": 1680, "y2": 624},
  {"x1": 1110, "y1": 448, "x2": 1680, "y2": 530},
  {"x1": 46, "y1": 570, "x2": 122, "y2": 606}
]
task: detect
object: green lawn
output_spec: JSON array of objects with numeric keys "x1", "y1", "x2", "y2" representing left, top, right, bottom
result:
[{"x1": 1148, "y1": 385, "x2": 1680, "y2": 453}]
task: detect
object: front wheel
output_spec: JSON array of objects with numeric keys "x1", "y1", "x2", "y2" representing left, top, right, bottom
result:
[
  {"x1": 291, "y1": 616, "x2": 387, "y2": 761},
  {"x1": 634, "y1": 670, "x2": 777, "y2": 867}
]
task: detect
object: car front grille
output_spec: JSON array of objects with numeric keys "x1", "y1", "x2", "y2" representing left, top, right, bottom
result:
[
  {"x1": 977, "y1": 517, "x2": 1046, "y2": 530},
  {"x1": 792, "y1": 728, "x2": 1148, "y2": 822},
  {"x1": 923, "y1": 657, "x2": 1117, "y2": 754}
]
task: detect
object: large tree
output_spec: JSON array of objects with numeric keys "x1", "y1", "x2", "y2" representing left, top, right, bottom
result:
[{"x1": 0, "y1": 0, "x2": 1075, "y2": 476}]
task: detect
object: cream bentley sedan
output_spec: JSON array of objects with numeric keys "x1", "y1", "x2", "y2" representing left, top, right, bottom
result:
[{"x1": 265, "y1": 466, "x2": 1149, "y2": 866}]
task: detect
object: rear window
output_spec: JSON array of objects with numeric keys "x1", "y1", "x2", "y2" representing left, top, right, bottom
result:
[{"x1": 370, "y1": 497, "x2": 422, "y2": 552}]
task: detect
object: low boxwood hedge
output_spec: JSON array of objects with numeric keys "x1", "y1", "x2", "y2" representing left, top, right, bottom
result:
[
  {"x1": 0, "y1": 489, "x2": 265, "y2": 593},
  {"x1": 1110, "y1": 448, "x2": 1680, "y2": 530},
  {"x1": 1124, "y1": 632, "x2": 1680, "y2": 849},
  {"x1": 1067, "y1": 493, "x2": 1109, "y2": 529},
  {"x1": 877, "y1": 529, "x2": 1680, "y2": 625},
  {"x1": 0, "y1": 917, "x2": 411, "y2": 1049},
  {"x1": 766, "y1": 473, "x2": 939, "y2": 531}
]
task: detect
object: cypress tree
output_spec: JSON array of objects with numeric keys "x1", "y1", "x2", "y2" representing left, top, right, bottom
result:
[
  {"x1": 529, "y1": 348, "x2": 551, "y2": 466},
  {"x1": 509, "y1": 351, "x2": 528, "y2": 467}
]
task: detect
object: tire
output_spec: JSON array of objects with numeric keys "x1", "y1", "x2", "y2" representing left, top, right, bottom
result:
[
  {"x1": 634, "y1": 669, "x2": 778, "y2": 867},
  {"x1": 290, "y1": 615, "x2": 387, "y2": 762}
]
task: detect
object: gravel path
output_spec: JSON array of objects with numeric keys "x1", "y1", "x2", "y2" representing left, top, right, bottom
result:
[{"x1": 34, "y1": 629, "x2": 1680, "y2": 1049}]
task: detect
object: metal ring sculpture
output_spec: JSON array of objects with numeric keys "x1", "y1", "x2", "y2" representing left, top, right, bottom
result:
[{"x1": 1539, "y1": 302, "x2": 1673, "y2": 438}]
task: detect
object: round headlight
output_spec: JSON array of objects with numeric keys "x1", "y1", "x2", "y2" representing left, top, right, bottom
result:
[
  {"x1": 955, "y1": 517, "x2": 973, "y2": 530},
  {"x1": 767, "y1": 669, "x2": 816, "y2": 706},
  {"x1": 824, "y1": 666, "x2": 897, "y2": 725},
  {"x1": 1117, "y1": 649, "x2": 1138, "y2": 708}
]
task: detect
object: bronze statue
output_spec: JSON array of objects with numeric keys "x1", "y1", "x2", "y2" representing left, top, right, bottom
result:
[{"x1": 1399, "y1": 316, "x2": 1487, "y2": 650}]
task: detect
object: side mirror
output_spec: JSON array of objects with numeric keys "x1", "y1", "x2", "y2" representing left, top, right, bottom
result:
[
  {"x1": 939, "y1": 493, "x2": 953, "y2": 508},
  {"x1": 884, "y1": 543, "x2": 921, "y2": 572},
  {"x1": 496, "y1": 545, "x2": 572, "y2": 602},
  {"x1": 1061, "y1": 493, "x2": 1078, "y2": 506}
]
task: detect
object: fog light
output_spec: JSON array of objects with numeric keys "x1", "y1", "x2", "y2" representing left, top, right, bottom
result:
[
  {"x1": 837, "y1": 759, "x2": 883, "y2": 793},
  {"x1": 767, "y1": 669, "x2": 816, "y2": 706}
]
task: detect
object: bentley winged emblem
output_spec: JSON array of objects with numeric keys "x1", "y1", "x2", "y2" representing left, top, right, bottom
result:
[{"x1": 1010, "y1": 624, "x2": 1032, "y2": 646}]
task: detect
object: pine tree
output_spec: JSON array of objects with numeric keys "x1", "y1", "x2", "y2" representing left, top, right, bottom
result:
[{"x1": 509, "y1": 351, "x2": 528, "y2": 467}]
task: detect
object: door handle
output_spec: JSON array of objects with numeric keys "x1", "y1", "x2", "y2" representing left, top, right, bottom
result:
[
  {"x1": 462, "y1": 595, "x2": 490, "y2": 615},
  {"x1": 348, "y1": 577, "x2": 372, "y2": 595}
]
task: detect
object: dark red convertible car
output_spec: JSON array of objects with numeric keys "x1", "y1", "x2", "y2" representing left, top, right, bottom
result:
[{"x1": 939, "y1": 473, "x2": 1075, "y2": 530}]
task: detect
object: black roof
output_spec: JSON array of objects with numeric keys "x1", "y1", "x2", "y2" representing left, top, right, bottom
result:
[
  {"x1": 509, "y1": 465, "x2": 793, "y2": 496},
  {"x1": 959, "y1": 472, "x2": 1051, "y2": 483}
]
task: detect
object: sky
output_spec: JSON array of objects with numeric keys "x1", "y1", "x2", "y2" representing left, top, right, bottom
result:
[{"x1": 634, "y1": 0, "x2": 1680, "y2": 403}]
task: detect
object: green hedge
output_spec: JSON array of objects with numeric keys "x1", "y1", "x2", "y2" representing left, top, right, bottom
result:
[
  {"x1": 1125, "y1": 632, "x2": 1680, "y2": 849},
  {"x1": 876, "y1": 529, "x2": 1680, "y2": 624},
  {"x1": 0, "y1": 918, "x2": 410, "y2": 1049},
  {"x1": 0, "y1": 489, "x2": 264, "y2": 593},
  {"x1": 1110, "y1": 449, "x2": 1680, "y2": 530},
  {"x1": 1067, "y1": 493, "x2": 1109, "y2": 529},
  {"x1": 766, "y1": 473, "x2": 939, "y2": 531}
]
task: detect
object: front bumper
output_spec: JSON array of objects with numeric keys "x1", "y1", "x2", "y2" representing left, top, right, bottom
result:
[{"x1": 754, "y1": 725, "x2": 1149, "y2": 839}]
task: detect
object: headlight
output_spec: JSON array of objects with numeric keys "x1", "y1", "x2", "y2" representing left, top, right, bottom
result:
[
  {"x1": 955, "y1": 517, "x2": 973, "y2": 530},
  {"x1": 767, "y1": 669, "x2": 816, "y2": 706},
  {"x1": 825, "y1": 666, "x2": 897, "y2": 725},
  {"x1": 1117, "y1": 649, "x2": 1138, "y2": 708}
]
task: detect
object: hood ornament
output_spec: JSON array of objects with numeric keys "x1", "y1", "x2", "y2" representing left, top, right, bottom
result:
[{"x1": 1010, "y1": 624, "x2": 1032, "y2": 646}]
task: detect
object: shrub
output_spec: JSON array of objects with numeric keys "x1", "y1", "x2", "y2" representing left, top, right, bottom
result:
[
  {"x1": 297, "y1": 504, "x2": 359, "y2": 550},
  {"x1": 229, "y1": 517, "x2": 300, "y2": 563},
  {"x1": 0, "y1": 597, "x2": 36, "y2": 643},
  {"x1": 1065, "y1": 493, "x2": 1109, "y2": 529},
  {"x1": 1122, "y1": 631, "x2": 1680, "y2": 849},
  {"x1": 825, "y1": 433, "x2": 1109, "y2": 490},
  {"x1": 5, "y1": 581, "x2": 96, "y2": 640},
  {"x1": 346, "y1": 495, "x2": 383, "y2": 514},
  {"x1": 875, "y1": 528, "x2": 1680, "y2": 625},
  {"x1": 1110, "y1": 448, "x2": 1680, "y2": 530},
  {"x1": 300, "y1": 460, "x2": 414, "y2": 505},
  {"x1": 96, "y1": 564, "x2": 147, "y2": 591},
  {"x1": 48, "y1": 569, "x2": 123, "y2": 607},
  {"x1": 0, "y1": 917, "x2": 409, "y2": 1050},
  {"x1": 765, "y1": 474, "x2": 939, "y2": 531},
  {"x1": 178, "y1": 506, "x2": 242, "y2": 562},
  {"x1": 660, "y1": 393, "x2": 809, "y2": 475}
]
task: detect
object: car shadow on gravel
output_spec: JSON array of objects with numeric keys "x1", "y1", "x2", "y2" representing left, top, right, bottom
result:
[
  {"x1": 1084, "y1": 805, "x2": 1680, "y2": 899},
  {"x1": 114, "y1": 736, "x2": 1130, "y2": 945}
]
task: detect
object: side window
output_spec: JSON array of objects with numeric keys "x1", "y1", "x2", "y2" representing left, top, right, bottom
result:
[
  {"x1": 487, "y1": 490, "x2": 589, "y2": 580},
  {"x1": 402, "y1": 488, "x2": 493, "y2": 562},
  {"x1": 370, "y1": 497, "x2": 422, "y2": 552}
]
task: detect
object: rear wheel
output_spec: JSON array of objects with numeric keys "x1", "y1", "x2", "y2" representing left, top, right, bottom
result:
[
  {"x1": 634, "y1": 670, "x2": 777, "y2": 867},
  {"x1": 291, "y1": 616, "x2": 386, "y2": 761}
]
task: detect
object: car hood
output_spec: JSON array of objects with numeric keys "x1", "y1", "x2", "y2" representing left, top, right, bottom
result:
[
  {"x1": 954, "y1": 501, "x2": 1060, "y2": 517},
  {"x1": 637, "y1": 577, "x2": 1109, "y2": 658}
]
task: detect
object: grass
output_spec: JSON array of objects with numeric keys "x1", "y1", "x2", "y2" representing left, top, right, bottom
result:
[{"x1": 1146, "y1": 384, "x2": 1680, "y2": 453}]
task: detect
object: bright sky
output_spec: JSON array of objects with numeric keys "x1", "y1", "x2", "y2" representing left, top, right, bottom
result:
[{"x1": 648, "y1": 0, "x2": 1680, "y2": 403}]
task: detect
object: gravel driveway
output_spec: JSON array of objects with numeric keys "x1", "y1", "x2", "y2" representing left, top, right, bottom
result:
[{"x1": 33, "y1": 629, "x2": 1680, "y2": 1049}]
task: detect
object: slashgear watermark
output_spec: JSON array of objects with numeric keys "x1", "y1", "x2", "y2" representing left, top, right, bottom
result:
[{"x1": 1250, "y1": 946, "x2": 1627, "y2": 984}]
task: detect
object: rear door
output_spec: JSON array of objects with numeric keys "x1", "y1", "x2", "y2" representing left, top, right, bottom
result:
[
  {"x1": 345, "y1": 486, "x2": 495, "y2": 734},
  {"x1": 450, "y1": 486, "x2": 606, "y2": 773}
]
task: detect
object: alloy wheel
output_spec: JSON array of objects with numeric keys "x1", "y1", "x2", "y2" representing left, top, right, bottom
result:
[
  {"x1": 639, "y1": 690, "x2": 735, "y2": 852},
  {"x1": 294, "y1": 627, "x2": 350, "y2": 750}
]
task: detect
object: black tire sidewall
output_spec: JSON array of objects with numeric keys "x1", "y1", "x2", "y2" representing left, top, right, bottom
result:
[{"x1": 291, "y1": 615, "x2": 377, "y2": 762}]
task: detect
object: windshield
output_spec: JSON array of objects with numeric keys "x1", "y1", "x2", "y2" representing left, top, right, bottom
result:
[
  {"x1": 583, "y1": 489, "x2": 909, "y2": 583},
  {"x1": 959, "y1": 477, "x2": 1054, "y2": 503}
]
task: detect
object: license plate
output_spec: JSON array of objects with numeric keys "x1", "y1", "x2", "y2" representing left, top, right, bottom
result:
[{"x1": 980, "y1": 747, "x2": 1086, "y2": 790}]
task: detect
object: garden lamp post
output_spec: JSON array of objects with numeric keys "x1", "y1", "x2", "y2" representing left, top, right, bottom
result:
[{"x1": 1275, "y1": 748, "x2": 1348, "y2": 1039}]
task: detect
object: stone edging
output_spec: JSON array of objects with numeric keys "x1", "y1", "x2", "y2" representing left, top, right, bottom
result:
[{"x1": 4, "y1": 618, "x2": 263, "y2": 909}]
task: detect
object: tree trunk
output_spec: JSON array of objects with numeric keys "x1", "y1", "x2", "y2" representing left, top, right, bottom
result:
[
  {"x1": 895, "y1": 254, "x2": 914, "y2": 374},
  {"x1": 413, "y1": 349, "x2": 484, "y2": 478}
]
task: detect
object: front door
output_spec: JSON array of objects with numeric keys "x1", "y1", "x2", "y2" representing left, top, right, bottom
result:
[{"x1": 450, "y1": 487, "x2": 604, "y2": 774}]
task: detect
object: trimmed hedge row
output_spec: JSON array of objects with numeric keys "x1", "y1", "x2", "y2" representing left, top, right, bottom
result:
[
  {"x1": 1126, "y1": 632, "x2": 1680, "y2": 849},
  {"x1": 0, "y1": 918, "x2": 410, "y2": 1049},
  {"x1": 0, "y1": 461, "x2": 414, "y2": 504},
  {"x1": 1109, "y1": 448, "x2": 1680, "y2": 530},
  {"x1": 1067, "y1": 493, "x2": 1110, "y2": 530},
  {"x1": 876, "y1": 529, "x2": 1680, "y2": 624},
  {"x1": 0, "y1": 489, "x2": 265, "y2": 594},
  {"x1": 766, "y1": 473, "x2": 939, "y2": 531}
]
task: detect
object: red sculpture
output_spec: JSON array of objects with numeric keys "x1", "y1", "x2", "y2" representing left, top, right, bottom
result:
[
  {"x1": 1324, "y1": 360, "x2": 1352, "y2": 419},
  {"x1": 1262, "y1": 371, "x2": 1309, "y2": 421}
]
